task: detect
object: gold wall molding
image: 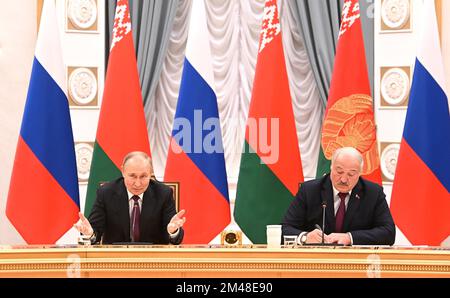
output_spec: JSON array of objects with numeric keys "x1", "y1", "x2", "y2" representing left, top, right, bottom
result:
[
  {"x1": 380, "y1": 0, "x2": 411, "y2": 32},
  {"x1": 380, "y1": 66, "x2": 411, "y2": 108},
  {"x1": 67, "y1": 66, "x2": 98, "y2": 107}
]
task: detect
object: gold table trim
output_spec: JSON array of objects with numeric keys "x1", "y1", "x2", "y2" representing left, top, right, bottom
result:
[{"x1": 0, "y1": 246, "x2": 449, "y2": 277}]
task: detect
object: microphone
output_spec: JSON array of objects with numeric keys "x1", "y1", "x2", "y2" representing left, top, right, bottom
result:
[{"x1": 303, "y1": 200, "x2": 343, "y2": 246}]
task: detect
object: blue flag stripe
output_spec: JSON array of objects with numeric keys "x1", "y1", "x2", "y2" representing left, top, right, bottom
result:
[
  {"x1": 172, "y1": 59, "x2": 229, "y2": 200},
  {"x1": 20, "y1": 58, "x2": 80, "y2": 204},
  {"x1": 403, "y1": 59, "x2": 450, "y2": 191}
]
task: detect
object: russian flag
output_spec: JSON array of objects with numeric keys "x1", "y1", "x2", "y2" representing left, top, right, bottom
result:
[
  {"x1": 164, "y1": 0, "x2": 230, "y2": 244},
  {"x1": 391, "y1": 1, "x2": 450, "y2": 246},
  {"x1": 6, "y1": 0, "x2": 80, "y2": 244}
]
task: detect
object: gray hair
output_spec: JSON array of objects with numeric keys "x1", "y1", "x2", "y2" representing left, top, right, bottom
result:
[
  {"x1": 331, "y1": 147, "x2": 364, "y2": 172},
  {"x1": 122, "y1": 151, "x2": 153, "y2": 170}
]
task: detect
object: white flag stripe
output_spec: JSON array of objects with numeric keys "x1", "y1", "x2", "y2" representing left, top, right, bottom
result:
[
  {"x1": 185, "y1": 0, "x2": 215, "y2": 90},
  {"x1": 34, "y1": 0, "x2": 66, "y2": 96},
  {"x1": 416, "y1": 0, "x2": 448, "y2": 103}
]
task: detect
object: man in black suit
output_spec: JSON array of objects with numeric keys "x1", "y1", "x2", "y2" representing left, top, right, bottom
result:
[
  {"x1": 74, "y1": 151, "x2": 185, "y2": 244},
  {"x1": 282, "y1": 147, "x2": 395, "y2": 245}
]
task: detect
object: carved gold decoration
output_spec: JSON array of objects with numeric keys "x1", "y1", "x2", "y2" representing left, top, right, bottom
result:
[
  {"x1": 67, "y1": 67, "x2": 98, "y2": 107},
  {"x1": 380, "y1": 67, "x2": 410, "y2": 106},
  {"x1": 380, "y1": 142, "x2": 400, "y2": 182},
  {"x1": 67, "y1": 0, "x2": 98, "y2": 31},
  {"x1": 1, "y1": 247, "x2": 449, "y2": 277},
  {"x1": 381, "y1": 0, "x2": 411, "y2": 31},
  {"x1": 75, "y1": 142, "x2": 94, "y2": 182},
  {"x1": 221, "y1": 230, "x2": 243, "y2": 246},
  {"x1": 3, "y1": 260, "x2": 449, "y2": 274}
]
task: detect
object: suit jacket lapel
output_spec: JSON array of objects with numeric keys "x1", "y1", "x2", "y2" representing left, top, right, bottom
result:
[
  {"x1": 140, "y1": 183, "x2": 155, "y2": 238},
  {"x1": 343, "y1": 179, "x2": 363, "y2": 232},
  {"x1": 115, "y1": 183, "x2": 130, "y2": 239},
  {"x1": 321, "y1": 176, "x2": 335, "y2": 234}
]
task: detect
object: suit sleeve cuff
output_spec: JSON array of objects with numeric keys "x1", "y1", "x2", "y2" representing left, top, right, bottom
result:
[
  {"x1": 297, "y1": 232, "x2": 308, "y2": 245},
  {"x1": 169, "y1": 228, "x2": 180, "y2": 238},
  {"x1": 347, "y1": 232, "x2": 353, "y2": 245}
]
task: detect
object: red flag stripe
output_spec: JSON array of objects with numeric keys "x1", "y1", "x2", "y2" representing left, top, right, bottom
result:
[
  {"x1": 391, "y1": 140, "x2": 450, "y2": 245},
  {"x1": 245, "y1": 0, "x2": 303, "y2": 195},
  {"x1": 96, "y1": 0, "x2": 150, "y2": 169},
  {"x1": 6, "y1": 137, "x2": 79, "y2": 244},
  {"x1": 321, "y1": 0, "x2": 381, "y2": 184}
]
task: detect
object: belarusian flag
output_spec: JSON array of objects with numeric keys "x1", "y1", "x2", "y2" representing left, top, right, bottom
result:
[
  {"x1": 319, "y1": 0, "x2": 382, "y2": 184},
  {"x1": 84, "y1": 0, "x2": 150, "y2": 215},
  {"x1": 234, "y1": 0, "x2": 304, "y2": 244}
]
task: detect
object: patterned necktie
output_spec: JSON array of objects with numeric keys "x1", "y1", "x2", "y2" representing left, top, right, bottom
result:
[
  {"x1": 335, "y1": 192, "x2": 347, "y2": 233},
  {"x1": 131, "y1": 195, "x2": 140, "y2": 242}
]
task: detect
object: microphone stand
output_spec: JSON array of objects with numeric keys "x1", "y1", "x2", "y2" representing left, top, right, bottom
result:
[
  {"x1": 303, "y1": 201, "x2": 344, "y2": 246},
  {"x1": 313, "y1": 201, "x2": 327, "y2": 243},
  {"x1": 321, "y1": 201, "x2": 326, "y2": 244}
]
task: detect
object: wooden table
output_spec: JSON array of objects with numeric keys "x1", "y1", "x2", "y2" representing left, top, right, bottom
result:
[{"x1": 0, "y1": 245, "x2": 449, "y2": 277}]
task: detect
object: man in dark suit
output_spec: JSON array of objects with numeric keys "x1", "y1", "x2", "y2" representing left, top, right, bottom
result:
[
  {"x1": 74, "y1": 151, "x2": 185, "y2": 244},
  {"x1": 282, "y1": 147, "x2": 395, "y2": 245}
]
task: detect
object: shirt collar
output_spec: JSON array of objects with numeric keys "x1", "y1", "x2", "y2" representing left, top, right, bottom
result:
[
  {"x1": 127, "y1": 191, "x2": 143, "y2": 201},
  {"x1": 332, "y1": 186, "x2": 352, "y2": 202}
]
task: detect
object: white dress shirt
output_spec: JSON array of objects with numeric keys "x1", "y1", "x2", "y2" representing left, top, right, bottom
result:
[
  {"x1": 126, "y1": 190, "x2": 179, "y2": 239},
  {"x1": 127, "y1": 191, "x2": 143, "y2": 218},
  {"x1": 331, "y1": 187, "x2": 351, "y2": 215},
  {"x1": 331, "y1": 186, "x2": 354, "y2": 244},
  {"x1": 297, "y1": 188, "x2": 354, "y2": 245}
]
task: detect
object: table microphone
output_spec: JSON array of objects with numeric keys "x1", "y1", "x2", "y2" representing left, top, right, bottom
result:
[
  {"x1": 311, "y1": 201, "x2": 326, "y2": 244},
  {"x1": 304, "y1": 201, "x2": 343, "y2": 246},
  {"x1": 315, "y1": 223, "x2": 325, "y2": 245}
]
